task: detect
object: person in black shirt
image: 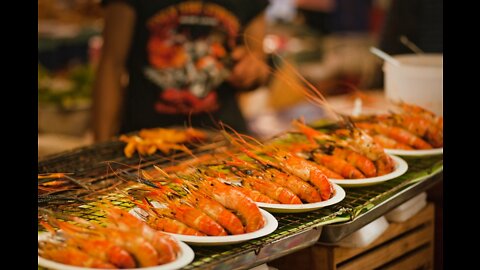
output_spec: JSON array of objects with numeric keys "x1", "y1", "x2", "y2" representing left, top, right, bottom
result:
[{"x1": 92, "y1": 0, "x2": 270, "y2": 141}]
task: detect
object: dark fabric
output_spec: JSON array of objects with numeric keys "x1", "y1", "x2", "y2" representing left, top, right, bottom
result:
[
  {"x1": 102, "y1": 0, "x2": 137, "y2": 9},
  {"x1": 102, "y1": 0, "x2": 268, "y2": 134},
  {"x1": 328, "y1": 0, "x2": 373, "y2": 33},
  {"x1": 379, "y1": 0, "x2": 443, "y2": 54}
]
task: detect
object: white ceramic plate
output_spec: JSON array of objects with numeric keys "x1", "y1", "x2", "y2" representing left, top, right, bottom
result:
[
  {"x1": 38, "y1": 232, "x2": 195, "y2": 270},
  {"x1": 384, "y1": 147, "x2": 443, "y2": 156},
  {"x1": 130, "y1": 208, "x2": 278, "y2": 246},
  {"x1": 256, "y1": 183, "x2": 345, "y2": 213},
  {"x1": 329, "y1": 155, "x2": 408, "y2": 187}
]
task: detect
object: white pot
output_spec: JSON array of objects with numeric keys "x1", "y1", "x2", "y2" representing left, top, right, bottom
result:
[{"x1": 384, "y1": 54, "x2": 443, "y2": 116}]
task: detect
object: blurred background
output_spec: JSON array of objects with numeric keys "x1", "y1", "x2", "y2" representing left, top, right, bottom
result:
[
  {"x1": 38, "y1": 0, "x2": 431, "y2": 157},
  {"x1": 38, "y1": 0, "x2": 103, "y2": 156}
]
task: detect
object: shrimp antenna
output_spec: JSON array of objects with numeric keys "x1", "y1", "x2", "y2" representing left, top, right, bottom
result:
[
  {"x1": 276, "y1": 56, "x2": 341, "y2": 120},
  {"x1": 218, "y1": 121, "x2": 263, "y2": 149},
  {"x1": 242, "y1": 32, "x2": 345, "y2": 122},
  {"x1": 152, "y1": 165, "x2": 170, "y2": 178}
]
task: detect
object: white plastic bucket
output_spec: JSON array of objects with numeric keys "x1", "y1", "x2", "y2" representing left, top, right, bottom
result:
[{"x1": 384, "y1": 54, "x2": 443, "y2": 115}]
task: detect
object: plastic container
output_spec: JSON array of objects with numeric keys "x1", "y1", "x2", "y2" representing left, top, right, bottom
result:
[
  {"x1": 384, "y1": 54, "x2": 443, "y2": 116},
  {"x1": 385, "y1": 192, "x2": 427, "y2": 223},
  {"x1": 335, "y1": 216, "x2": 389, "y2": 248}
]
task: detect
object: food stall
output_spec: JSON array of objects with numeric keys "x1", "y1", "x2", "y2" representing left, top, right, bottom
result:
[{"x1": 38, "y1": 1, "x2": 443, "y2": 269}]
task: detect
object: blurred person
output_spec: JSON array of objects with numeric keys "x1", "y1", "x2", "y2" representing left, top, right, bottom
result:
[{"x1": 93, "y1": 0, "x2": 270, "y2": 142}]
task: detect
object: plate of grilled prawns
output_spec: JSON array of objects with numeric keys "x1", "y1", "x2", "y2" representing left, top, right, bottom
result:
[
  {"x1": 123, "y1": 165, "x2": 280, "y2": 246},
  {"x1": 251, "y1": 118, "x2": 409, "y2": 188},
  {"x1": 350, "y1": 102, "x2": 443, "y2": 157},
  {"x1": 327, "y1": 155, "x2": 408, "y2": 187},
  {"x1": 38, "y1": 206, "x2": 194, "y2": 270},
  {"x1": 255, "y1": 183, "x2": 345, "y2": 213},
  {"x1": 129, "y1": 197, "x2": 278, "y2": 246}
]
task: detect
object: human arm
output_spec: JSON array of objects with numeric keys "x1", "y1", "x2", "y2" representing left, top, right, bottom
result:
[
  {"x1": 227, "y1": 12, "x2": 270, "y2": 90},
  {"x1": 92, "y1": 2, "x2": 136, "y2": 142}
]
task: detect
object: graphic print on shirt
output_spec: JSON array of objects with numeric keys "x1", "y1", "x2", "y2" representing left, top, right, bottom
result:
[{"x1": 145, "y1": 1, "x2": 240, "y2": 114}]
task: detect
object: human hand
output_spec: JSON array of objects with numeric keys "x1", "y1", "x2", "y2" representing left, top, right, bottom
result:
[{"x1": 227, "y1": 46, "x2": 270, "y2": 90}]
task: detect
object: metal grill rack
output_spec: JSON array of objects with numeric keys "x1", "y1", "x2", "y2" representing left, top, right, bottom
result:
[
  {"x1": 38, "y1": 138, "x2": 443, "y2": 270},
  {"x1": 38, "y1": 138, "x2": 228, "y2": 204}
]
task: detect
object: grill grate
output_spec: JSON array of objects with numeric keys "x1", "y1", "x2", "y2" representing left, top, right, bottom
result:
[
  {"x1": 38, "y1": 138, "x2": 228, "y2": 202},
  {"x1": 38, "y1": 138, "x2": 443, "y2": 269}
]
